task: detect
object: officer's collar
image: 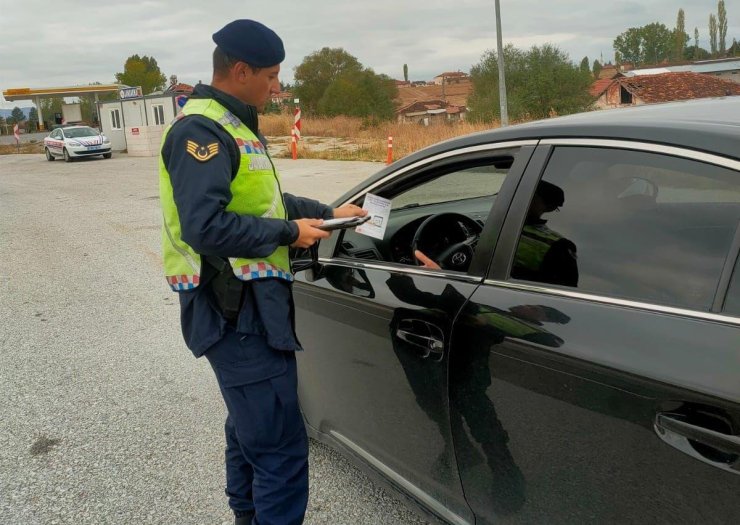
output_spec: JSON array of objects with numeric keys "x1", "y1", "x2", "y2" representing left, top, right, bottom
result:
[{"x1": 190, "y1": 84, "x2": 259, "y2": 137}]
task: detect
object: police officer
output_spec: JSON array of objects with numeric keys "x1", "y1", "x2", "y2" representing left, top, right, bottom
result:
[{"x1": 159, "y1": 19, "x2": 365, "y2": 525}]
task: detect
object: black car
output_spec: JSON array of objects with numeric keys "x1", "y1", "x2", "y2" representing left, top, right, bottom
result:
[{"x1": 293, "y1": 98, "x2": 740, "y2": 524}]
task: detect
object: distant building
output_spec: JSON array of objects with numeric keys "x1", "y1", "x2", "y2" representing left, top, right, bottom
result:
[
  {"x1": 592, "y1": 72, "x2": 740, "y2": 109},
  {"x1": 625, "y1": 57, "x2": 740, "y2": 84},
  {"x1": 271, "y1": 91, "x2": 293, "y2": 106},
  {"x1": 396, "y1": 99, "x2": 467, "y2": 125},
  {"x1": 433, "y1": 71, "x2": 469, "y2": 85}
]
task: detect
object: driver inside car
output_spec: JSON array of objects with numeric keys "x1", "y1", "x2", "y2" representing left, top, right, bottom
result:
[{"x1": 414, "y1": 180, "x2": 578, "y2": 286}]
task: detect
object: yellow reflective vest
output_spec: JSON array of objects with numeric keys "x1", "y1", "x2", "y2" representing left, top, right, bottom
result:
[{"x1": 159, "y1": 98, "x2": 291, "y2": 291}]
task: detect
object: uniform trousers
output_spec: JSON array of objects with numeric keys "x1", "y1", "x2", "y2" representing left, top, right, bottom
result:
[{"x1": 205, "y1": 327, "x2": 308, "y2": 525}]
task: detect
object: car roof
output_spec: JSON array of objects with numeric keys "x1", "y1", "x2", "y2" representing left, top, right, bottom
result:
[{"x1": 413, "y1": 96, "x2": 740, "y2": 163}]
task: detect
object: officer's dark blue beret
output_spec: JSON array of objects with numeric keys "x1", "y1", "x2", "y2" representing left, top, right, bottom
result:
[{"x1": 212, "y1": 19, "x2": 285, "y2": 67}]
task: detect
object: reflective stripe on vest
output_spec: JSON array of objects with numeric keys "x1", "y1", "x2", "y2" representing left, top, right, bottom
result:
[{"x1": 159, "y1": 98, "x2": 292, "y2": 291}]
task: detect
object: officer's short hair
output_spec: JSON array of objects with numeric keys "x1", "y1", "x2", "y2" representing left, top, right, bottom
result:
[{"x1": 213, "y1": 46, "x2": 261, "y2": 77}]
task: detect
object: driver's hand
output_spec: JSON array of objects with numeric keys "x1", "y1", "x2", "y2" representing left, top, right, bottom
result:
[
  {"x1": 414, "y1": 250, "x2": 441, "y2": 270},
  {"x1": 333, "y1": 204, "x2": 368, "y2": 219}
]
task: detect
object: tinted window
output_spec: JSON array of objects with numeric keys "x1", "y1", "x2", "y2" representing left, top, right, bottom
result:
[
  {"x1": 338, "y1": 157, "x2": 515, "y2": 268},
  {"x1": 724, "y1": 257, "x2": 740, "y2": 316},
  {"x1": 65, "y1": 127, "x2": 97, "y2": 138},
  {"x1": 510, "y1": 147, "x2": 740, "y2": 310}
]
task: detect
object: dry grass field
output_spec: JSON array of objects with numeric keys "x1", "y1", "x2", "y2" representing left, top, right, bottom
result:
[
  {"x1": 0, "y1": 112, "x2": 498, "y2": 163},
  {"x1": 261, "y1": 113, "x2": 497, "y2": 162}
]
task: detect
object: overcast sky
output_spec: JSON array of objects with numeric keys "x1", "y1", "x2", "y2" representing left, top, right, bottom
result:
[{"x1": 1, "y1": 0, "x2": 737, "y2": 108}]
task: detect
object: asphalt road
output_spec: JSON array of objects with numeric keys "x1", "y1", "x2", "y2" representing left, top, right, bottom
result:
[{"x1": 0, "y1": 153, "x2": 429, "y2": 525}]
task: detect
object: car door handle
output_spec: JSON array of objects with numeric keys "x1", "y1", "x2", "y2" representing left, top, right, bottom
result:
[
  {"x1": 654, "y1": 413, "x2": 740, "y2": 474},
  {"x1": 395, "y1": 319, "x2": 444, "y2": 361}
]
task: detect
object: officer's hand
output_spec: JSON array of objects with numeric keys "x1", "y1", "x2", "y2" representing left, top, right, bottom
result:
[
  {"x1": 333, "y1": 204, "x2": 367, "y2": 219},
  {"x1": 291, "y1": 219, "x2": 330, "y2": 248},
  {"x1": 414, "y1": 250, "x2": 441, "y2": 270}
]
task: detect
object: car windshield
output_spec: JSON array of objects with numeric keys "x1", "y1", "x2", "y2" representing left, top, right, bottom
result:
[{"x1": 65, "y1": 127, "x2": 98, "y2": 138}]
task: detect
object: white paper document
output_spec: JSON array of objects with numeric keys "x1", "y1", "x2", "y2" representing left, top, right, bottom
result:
[{"x1": 355, "y1": 193, "x2": 392, "y2": 240}]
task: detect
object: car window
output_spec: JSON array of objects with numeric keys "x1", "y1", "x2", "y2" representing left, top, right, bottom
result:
[
  {"x1": 337, "y1": 154, "x2": 516, "y2": 270},
  {"x1": 724, "y1": 256, "x2": 740, "y2": 316},
  {"x1": 65, "y1": 127, "x2": 97, "y2": 138},
  {"x1": 510, "y1": 146, "x2": 740, "y2": 311}
]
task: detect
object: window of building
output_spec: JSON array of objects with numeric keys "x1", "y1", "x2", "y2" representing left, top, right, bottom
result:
[
  {"x1": 620, "y1": 86, "x2": 633, "y2": 104},
  {"x1": 110, "y1": 109, "x2": 122, "y2": 130},
  {"x1": 153, "y1": 104, "x2": 165, "y2": 126},
  {"x1": 510, "y1": 147, "x2": 740, "y2": 311}
]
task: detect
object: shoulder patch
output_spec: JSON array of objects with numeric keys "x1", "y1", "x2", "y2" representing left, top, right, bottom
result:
[{"x1": 186, "y1": 140, "x2": 219, "y2": 162}]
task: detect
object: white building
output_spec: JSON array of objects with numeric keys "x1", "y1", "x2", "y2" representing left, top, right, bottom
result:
[{"x1": 98, "y1": 90, "x2": 187, "y2": 155}]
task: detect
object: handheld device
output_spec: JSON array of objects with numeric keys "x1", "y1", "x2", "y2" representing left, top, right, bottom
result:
[{"x1": 317, "y1": 215, "x2": 371, "y2": 231}]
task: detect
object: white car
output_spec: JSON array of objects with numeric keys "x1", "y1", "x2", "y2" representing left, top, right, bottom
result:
[{"x1": 44, "y1": 126, "x2": 112, "y2": 162}]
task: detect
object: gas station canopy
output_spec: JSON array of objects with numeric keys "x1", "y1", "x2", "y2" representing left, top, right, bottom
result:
[
  {"x1": 2, "y1": 84, "x2": 125, "y2": 101},
  {"x1": 2, "y1": 84, "x2": 127, "y2": 130}
]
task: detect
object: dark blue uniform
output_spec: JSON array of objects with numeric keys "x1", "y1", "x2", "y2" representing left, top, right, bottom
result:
[{"x1": 162, "y1": 83, "x2": 332, "y2": 524}]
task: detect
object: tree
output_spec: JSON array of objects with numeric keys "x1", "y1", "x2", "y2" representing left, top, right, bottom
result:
[
  {"x1": 614, "y1": 27, "x2": 643, "y2": 64},
  {"x1": 28, "y1": 107, "x2": 38, "y2": 132},
  {"x1": 293, "y1": 47, "x2": 362, "y2": 114},
  {"x1": 115, "y1": 54, "x2": 167, "y2": 95},
  {"x1": 709, "y1": 14, "x2": 718, "y2": 56},
  {"x1": 78, "y1": 82, "x2": 117, "y2": 125},
  {"x1": 592, "y1": 59, "x2": 602, "y2": 79},
  {"x1": 317, "y1": 69, "x2": 398, "y2": 120},
  {"x1": 731, "y1": 38, "x2": 740, "y2": 56},
  {"x1": 468, "y1": 43, "x2": 593, "y2": 123},
  {"x1": 9, "y1": 106, "x2": 25, "y2": 125},
  {"x1": 673, "y1": 9, "x2": 686, "y2": 62},
  {"x1": 613, "y1": 23, "x2": 674, "y2": 66},
  {"x1": 642, "y1": 22, "x2": 674, "y2": 64},
  {"x1": 403, "y1": 63, "x2": 408, "y2": 82},
  {"x1": 694, "y1": 27, "x2": 700, "y2": 58},
  {"x1": 580, "y1": 56, "x2": 590, "y2": 76},
  {"x1": 718, "y1": 0, "x2": 728, "y2": 55}
]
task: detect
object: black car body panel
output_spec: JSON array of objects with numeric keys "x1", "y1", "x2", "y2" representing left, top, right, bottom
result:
[{"x1": 294, "y1": 98, "x2": 740, "y2": 524}]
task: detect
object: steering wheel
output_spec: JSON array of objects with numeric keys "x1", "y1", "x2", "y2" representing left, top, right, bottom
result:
[{"x1": 411, "y1": 213, "x2": 483, "y2": 271}]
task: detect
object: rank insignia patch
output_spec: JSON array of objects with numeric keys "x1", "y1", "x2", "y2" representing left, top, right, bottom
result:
[{"x1": 186, "y1": 140, "x2": 219, "y2": 162}]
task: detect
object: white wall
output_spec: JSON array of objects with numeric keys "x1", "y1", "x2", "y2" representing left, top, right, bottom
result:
[
  {"x1": 98, "y1": 95, "x2": 177, "y2": 153},
  {"x1": 99, "y1": 101, "x2": 126, "y2": 151},
  {"x1": 125, "y1": 126, "x2": 166, "y2": 157}
]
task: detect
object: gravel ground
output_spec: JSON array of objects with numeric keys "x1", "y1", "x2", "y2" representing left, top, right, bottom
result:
[{"x1": 0, "y1": 153, "x2": 429, "y2": 525}]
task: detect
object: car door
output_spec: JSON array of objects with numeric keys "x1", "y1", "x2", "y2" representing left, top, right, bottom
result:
[
  {"x1": 49, "y1": 129, "x2": 63, "y2": 154},
  {"x1": 294, "y1": 141, "x2": 536, "y2": 524},
  {"x1": 450, "y1": 141, "x2": 740, "y2": 524}
]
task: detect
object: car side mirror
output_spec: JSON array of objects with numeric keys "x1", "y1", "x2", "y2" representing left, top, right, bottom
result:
[{"x1": 291, "y1": 243, "x2": 320, "y2": 274}]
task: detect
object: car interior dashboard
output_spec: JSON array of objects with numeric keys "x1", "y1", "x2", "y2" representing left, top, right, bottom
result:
[{"x1": 337, "y1": 195, "x2": 495, "y2": 266}]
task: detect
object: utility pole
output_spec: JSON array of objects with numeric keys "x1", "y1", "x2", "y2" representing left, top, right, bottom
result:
[{"x1": 495, "y1": 0, "x2": 509, "y2": 126}]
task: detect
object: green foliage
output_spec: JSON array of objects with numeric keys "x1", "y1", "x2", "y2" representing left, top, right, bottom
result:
[
  {"x1": 580, "y1": 56, "x2": 590, "y2": 76},
  {"x1": 115, "y1": 54, "x2": 167, "y2": 95},
  {"x1": 592, "y1": 59, "x2": 602, "y2": 78},
  {"x1": 317, "y1": 70, "x2": 398, "y2": 121},
  {"x1": 674, "y1": 9, "x2": 686, "y2": 62},
  {"x1": 293, "y1": 48, "x2": 362, "y2": 114},
  {"x1": 403, "y1": 63, "x2": 409, "y2": 82},
  {"x1": 709, "y1": 14, "x2": 718, "y2": 56},
  {"x1": 9, "y1": 106, "x2": 25, "y2": 125},
  {"x1": 718, "y1": 0, "x2": 728, "y2": 54},
  {"x1": 613, "y1": 23, "x2": 675, "y2": 65},
  {"x1": 40, "y1": 97, "x2": 63, "y2": 117},
  {"x1": 78, "y1": 83, "x2": 117, "y2": 125},
  {"x1": 27, "y1": 107, "x2": 39, "y2": 131},
  {"x1": 468, "y1": 43, "x2": 593, "y2": 123}
]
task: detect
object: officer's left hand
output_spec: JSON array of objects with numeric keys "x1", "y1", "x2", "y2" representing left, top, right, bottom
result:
[{"x1": 333, "y1": 204, "x2": 367, "y2": 219}]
